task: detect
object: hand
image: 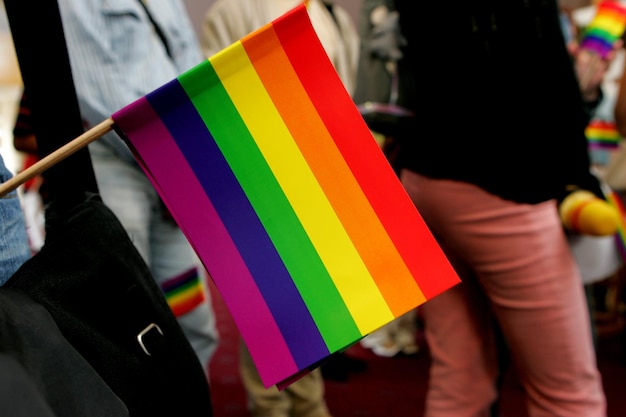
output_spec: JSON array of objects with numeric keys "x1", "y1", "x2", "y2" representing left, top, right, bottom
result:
[{"x1": 574, "y1": 40, "x2": 622, "y2": 102}]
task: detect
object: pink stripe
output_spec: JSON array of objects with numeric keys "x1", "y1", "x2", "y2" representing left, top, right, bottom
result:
[{"x1": 113, "y1": 98, "x2": 297, "y2": 382}]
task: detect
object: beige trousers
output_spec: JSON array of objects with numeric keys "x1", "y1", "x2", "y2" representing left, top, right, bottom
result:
[{"x1": 239, "y1": 341, "x2": 332, "y2": 417}]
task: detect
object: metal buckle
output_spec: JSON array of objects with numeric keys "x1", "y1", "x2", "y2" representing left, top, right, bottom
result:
[{"x1": 137, "y1": 323, "x2": 163, "y2": 356}]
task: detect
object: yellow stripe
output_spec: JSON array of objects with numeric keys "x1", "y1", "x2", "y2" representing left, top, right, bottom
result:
[
  {"x1": 593, "y1": 15, "x2": 625, "y2": 36},
  {"x1": 209, "y1": 42, "x2": 393, "y2": 333},
  {"x1": 167, "y1": 283, "x2": 203, "y2": 306}
]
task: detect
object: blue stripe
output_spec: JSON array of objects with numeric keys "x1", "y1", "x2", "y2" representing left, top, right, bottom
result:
[{"x1": 145, "y1": 74, "x2": 329, "y2": 367}]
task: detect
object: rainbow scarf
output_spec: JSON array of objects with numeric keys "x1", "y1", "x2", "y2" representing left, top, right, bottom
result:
[
  {"x1": 580, "y1": 0, "x2": 626, "y2": 58},
  {"x1": 112, "y1": 4, "x2": 459, "y2": 388}
]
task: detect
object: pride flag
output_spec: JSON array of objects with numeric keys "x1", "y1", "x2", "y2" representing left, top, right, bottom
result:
[
  {"x1": 580, "y1": 0, "x2": 626, "y2": 58},
  {"x1": 586, "y1": 119, "x2": 622, "y2": 150},
  {"x1": 112, "y1": 4, "x2": 459, "y2": 388},
  {"x1": 161, "y1": 267, "x2": 207, "y2": 317}
]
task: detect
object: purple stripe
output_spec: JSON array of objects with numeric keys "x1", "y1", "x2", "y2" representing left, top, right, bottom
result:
[
  {"x1": 112, "y1": 98, "x2": 298, "y2": 383},
  {"x1": 581, "y1": 36, "x2": 613, "y2": 57},
  {"x1": 588, "y1": 142, "x2": 619, "y2": 150},
  {"x1": 146, "y1": 79, "x2": 329, "y2": 368},
  {"x1": 161, "y1": 266, "x2": 198, "y2": 292}
]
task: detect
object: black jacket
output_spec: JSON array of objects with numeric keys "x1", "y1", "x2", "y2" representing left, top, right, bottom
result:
[{"x1": 394, "y1": 0, "x2": 601, "y2": 203}]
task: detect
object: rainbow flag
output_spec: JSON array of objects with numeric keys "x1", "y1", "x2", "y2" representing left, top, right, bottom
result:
[
  {"x1": 580, "y1": 0, "x2": 626, "y2": 58},
  {"x1": 161, "y1": 267, "x2": 207, "y2": 317},
  {"x1": 586, "y1": 119, "x2": 622, "y2": 150},
  {"x1": 112, "y1": 4, "x2": 459, "y2": 388}
]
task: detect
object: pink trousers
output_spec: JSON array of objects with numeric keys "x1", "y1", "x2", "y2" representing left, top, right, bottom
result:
[{"x1": 401, "y1": 170, "x2": 606, "y2": 417}]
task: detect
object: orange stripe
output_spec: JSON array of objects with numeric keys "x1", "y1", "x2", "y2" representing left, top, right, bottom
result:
[
  {"x1": 270, "y1": 7, "x2": 459, "y2": 300},
  {"x1": 170, "y1": 291, "x2": 205, "y2": 317},
  {"x1": 242, "y1": 26, "x2": 425, "y2": 316}
]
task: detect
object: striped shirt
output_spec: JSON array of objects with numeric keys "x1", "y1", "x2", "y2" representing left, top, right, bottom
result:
[{"x1": 57, "y1": 0, "x2": 203, "y2": 164}]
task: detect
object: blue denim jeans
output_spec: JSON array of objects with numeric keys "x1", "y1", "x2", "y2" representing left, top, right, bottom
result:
[{"x1": 0, "y1": 154, "x2": 31, "y2": 285}]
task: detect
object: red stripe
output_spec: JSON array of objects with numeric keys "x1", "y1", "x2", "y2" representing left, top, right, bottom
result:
[
  {"x1": 171, "y1": 291, "x2": 206, "y2": 317},
  {"x1": 271, "y1": 5, "x2": 459, "y2": 299}
]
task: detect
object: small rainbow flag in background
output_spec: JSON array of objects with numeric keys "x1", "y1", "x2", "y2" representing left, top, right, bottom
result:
[
  {"x1": 112, "y1": 4, "x2": 459, "y2": 388},
  {"x1": 586, "y1": 119, "x2": 622, "y2": 150},
  {"x1": 580, "y1": 0, "x2": 626, "y2": 58},
  {"x1": 161, "y1": 267, "x2": 206, "y2": 317}
]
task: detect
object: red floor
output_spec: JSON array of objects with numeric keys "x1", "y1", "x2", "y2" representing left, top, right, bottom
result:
[{"x1": 207, "y1": 282, "x2": 626, "y2": 417}]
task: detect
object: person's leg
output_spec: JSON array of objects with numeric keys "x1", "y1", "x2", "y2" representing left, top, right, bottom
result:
[
  {"x1": 151, "y1": 214, "x2": 219, "y2": 371},
  {"x1": 239, "y1": 341, "x2": 291, "y2": 417},
  {"x1": 420, "y1": 263, "x2": 499, "y2": 417},
  {"x1": 402, "y1": 170, "x2": 499, "y2": 417},
  {"x1": 90, "y1": 144, "x2": 153, "y2": 261},
  {"x1": 288, "y1": 369, "x2": 332, "y2": 417},
  {"x1": 483, "y1": 206, "x2": 605, "y2": 417},
  {"x1": 402, "y1": 170, "x2": 606, "y2": 417}
]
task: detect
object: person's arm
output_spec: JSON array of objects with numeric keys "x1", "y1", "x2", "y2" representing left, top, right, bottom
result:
[
  {"x1": 615, "y1": 69, "x2": 626, "y2": 137},
  {"x1": 57, "y1": 0, "x2": 200, "y2": 162},
  {"x1": 562, "y1": 8, "x2": 620, "y2": 118},
  {"x1": 574, "y1": 44, "x2": 620, "y2": 104},
  {"x1": 200, "y1": 0, "x2": 255, "y2": 58}
]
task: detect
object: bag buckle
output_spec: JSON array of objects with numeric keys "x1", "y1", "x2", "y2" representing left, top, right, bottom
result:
[{"x1": 137, "y1": 323, "x2": 163, "y2": 356}]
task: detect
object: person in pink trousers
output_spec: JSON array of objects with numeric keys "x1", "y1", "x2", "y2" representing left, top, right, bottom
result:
[{"x1": 392, "y1": 0, "x2": 609, "y2": 415}]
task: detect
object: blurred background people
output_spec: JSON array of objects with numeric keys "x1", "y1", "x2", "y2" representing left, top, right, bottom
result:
[{"x1": 393, "y1": 0, "x2": 608, "y2": 415}]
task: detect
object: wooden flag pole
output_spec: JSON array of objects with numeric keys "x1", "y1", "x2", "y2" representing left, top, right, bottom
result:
[{"x1": 0, "y1": 118, "x2": 115, "y2": 198}]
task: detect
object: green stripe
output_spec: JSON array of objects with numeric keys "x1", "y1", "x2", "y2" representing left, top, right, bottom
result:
[
  {"x1": 177, "y1": 61, "x2": 361, "y2": 349},
  {"x1": 164, "y1": 280, "x2": 200, "y2": 298},
  {"x1": 586, "y1": 27, "x2": 620, "y2": 40}
]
